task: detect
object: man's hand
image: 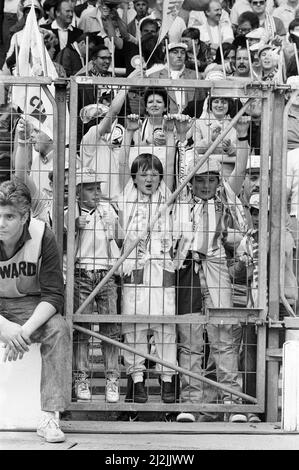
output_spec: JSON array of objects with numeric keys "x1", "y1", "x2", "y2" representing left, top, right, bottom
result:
[
  {"x1": 1, "y1": 320, "x2": 31, "y2": 362},
  {"x1": 210, "y1": 123, "x2": 221, "y2": 142}
]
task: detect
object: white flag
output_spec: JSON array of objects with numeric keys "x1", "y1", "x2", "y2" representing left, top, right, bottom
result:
[
  {"x1": 12, "y1": 2, "x2": 65, "y2": 140},
  {"x1": 157, "y1": 0, "x2": 184, "y2": 44}
]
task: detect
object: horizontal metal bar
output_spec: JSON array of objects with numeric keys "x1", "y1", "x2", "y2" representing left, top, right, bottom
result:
[
  {"x1": 73, "y1": 75, "x2": 270, "y2": 97},
  {"x1": 74, "y1": 324, "x2": 257, "y2": 404},
  {"x1": 0, "y1": 76, "x2": 54, "y2": 85},
  {"x1": 73, "y1": 314, "x2": 261, "y2": 324},
  {"x1": 67, "y1": 402, "x2": 263, "y2": 412},
  {"x1": 284, "y1": 317, "x2": 299, "y2": 329}
]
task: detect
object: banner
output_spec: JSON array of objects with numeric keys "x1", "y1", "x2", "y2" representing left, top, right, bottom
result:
[
  {"x1": 157, "y1": 0, "x2": 184, "y2": 44},
  {"x1": 12, "y1": 2, "x2": 67, "y2": 140}
]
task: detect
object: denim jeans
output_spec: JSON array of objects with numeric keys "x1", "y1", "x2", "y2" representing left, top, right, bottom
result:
[
  {"x1": 73, "y1": 269, "x2": 120, "y2": 378},
  {"x1": 0, "y1": 296, "x2": 71, "y2": 411}
]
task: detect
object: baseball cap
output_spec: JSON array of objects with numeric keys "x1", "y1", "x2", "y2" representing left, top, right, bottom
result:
[
  {"x1": 205, "y1": 69, "x2": 226, "y2": 81},
  {"x1": 76, "y1": 168, "x2": 106, "y2": 186},
  {"x1": 257, "y1": 43, "x2": 275, "y2": 57},
  {"x1": 187, "y1": 157, "x2": 221, "y2": 176},
  {"x1": 168, "y1": 42, "x2": 188, "y2": 52},
  {"x1": 79, "y1": 103, "x2": 109, "y2": 124}
]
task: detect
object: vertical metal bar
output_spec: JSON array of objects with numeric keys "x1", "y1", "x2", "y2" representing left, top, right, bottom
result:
[
  {"x1": 266, "y1": 90, "x2": 285, "y2": 422},
  {"x1": 53, "y1": 80, "x2": 67, "y2": 264},
  {"x1": 255, "y1": 91, "x2": 272, "y2": 411},
  {"x1": 65, "y1": 77, "x2": 78, "y2": 404}
]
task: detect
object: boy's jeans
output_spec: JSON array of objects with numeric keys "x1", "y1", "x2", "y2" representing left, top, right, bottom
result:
[
  {"x1": 0, "y1": 296, "x2": 71, "y2": 411},
  {"x1": 73, "y1": 268, "x2": 120, "y2": 378}
]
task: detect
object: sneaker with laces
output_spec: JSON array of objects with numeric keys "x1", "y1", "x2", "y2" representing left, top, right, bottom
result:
[
  {"x1": 247, "y1": 413, "x2": 261, "y2": 423},
  {"x1": 37, "y1": 413, "x2": 65, "y2": 443},
  {"x1": 73, "y1": 371, "x2": 91, "y2": 401},
  {"x1": 106, "y1": 376, "x2": 120, "y2": 403},
  {"x1": 176, "y1": 412, "x2": 196, "y2": 423}
]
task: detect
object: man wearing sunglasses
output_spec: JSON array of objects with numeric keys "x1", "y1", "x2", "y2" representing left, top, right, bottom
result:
[{"x1": 249, "y1": 0, "x2": 286, "y2": 44}]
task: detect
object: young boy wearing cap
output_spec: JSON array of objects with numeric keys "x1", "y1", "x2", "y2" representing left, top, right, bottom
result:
[
  {"x1": 69, "y1": 168, "x2": 122, "y2": 402},
  {"x1": 174, "y1": 115, "x2": 251, "y2": 423}
]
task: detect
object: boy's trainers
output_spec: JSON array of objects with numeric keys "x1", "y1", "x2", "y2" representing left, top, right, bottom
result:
[
  {"x1": 73, "y1": 371, "x2": 91, "y2": 401},
  {"x1": 37, "y1": 412, "x2": 65, "y2": 443},
  {"x1": 176, "y1": 412, "x2": 196, "y2": 423},
  {"x1": 106, "y1": 376, "x2": 120, "y2": 403},
  {"x1": 228, "y1": 413, "x2": 248, "y2": 423}
]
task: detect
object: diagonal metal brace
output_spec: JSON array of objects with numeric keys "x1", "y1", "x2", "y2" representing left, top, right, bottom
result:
[{"x1": 74, "y1": 324, "x2": 257, "y2": 404}]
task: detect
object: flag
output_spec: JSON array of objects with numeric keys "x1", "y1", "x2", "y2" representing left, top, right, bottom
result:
[
  {"x1": 157, "y1": 0, "x2": 184, "y2": 44},
  {"x1": 12, "y1": 2, "x2": 68, "y2": 140}
]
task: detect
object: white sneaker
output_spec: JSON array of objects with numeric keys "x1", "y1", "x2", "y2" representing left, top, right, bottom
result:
[
  {"x1": 37, "y1": 412, "x2": 65, "y2": 443},
  {"x1": 229, "y1": 413, "x2": 248, "y2": 423},
  {"x1": 74, "y1": 371, "x2": 91, "y2": 401},
  {"x1": 106, "y1": 376, "x2": 120, "y2": 403},
  {"x1": 176, "y1": 412, "x2": 196, "y2": 423}
]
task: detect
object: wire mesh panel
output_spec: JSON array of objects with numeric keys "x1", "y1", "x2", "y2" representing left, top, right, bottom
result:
[{"x1": 65, "y1": 76, "x2": 274, "y2": 421}]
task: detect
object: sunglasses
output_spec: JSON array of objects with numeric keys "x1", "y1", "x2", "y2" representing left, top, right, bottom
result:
[{"x1": 251, "y1": 0, "x2": 265, "y2": 5}]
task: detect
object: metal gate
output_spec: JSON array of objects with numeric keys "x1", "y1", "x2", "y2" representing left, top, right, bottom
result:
[{"x1": 0, "y1": 74, "x2": 294, "y2": 422}]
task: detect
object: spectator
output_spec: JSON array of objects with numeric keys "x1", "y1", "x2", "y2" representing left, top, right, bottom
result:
[
  {"x1": 188, "y1": 0, "x2": 234, "y2": 59},
  {"x1": 40, "y1": 0, "x2": 57, "y2": 26},
  {"x1": 258, "y1": 43, "x2": 279, "y2": 80},
  {"x1": 0, "y1": 178, "x2": 70, "y2": 443},
  {"x1": 181, "y1": 27, "x2": 211, "y2": 73},
  {"x1": 5, "y1": 0, "x2": 43, "y2": 71},
  {"x1": 78, "y1": 0, "x2": 123, "y2": 52},
  {"x1": 0, "y1": 0, "x2": 19, "y2": 69},
  {"x1": 273, "y1": 0, "x2": 298, "y2": 32},
  {"x1": 127, "y1": 0, "x2": 149, "y2": 38},
  {"x1": 236, "y1": 10, "x2": 260, "y2": 37},
  {"x1": 249, "y1": 0, "x2": 286, "y2": 44},
  {"x1": 56, "y1": 32, "x2": 97, "y2": 76},
  {"x1": 68, "y1": 167, "x2": 122, "y2": 402},
  {"x1": 233, "y1": 44, "x2": 252, "y2": 78},
  {"x1": 174, "y1": 116, "x2": 251, "y2": 423},
  {"x1": 76, "y1": 44, "x2": 113, "y2": 141},
  {"x1": 41, "y1": 0, "x2": 83, "y2": 59},
  {"x1": 214, "y1": 42, "x2": 237, "y2": 75},
  {"x1": 147, "y1": 0, "x2": 186, "y2": 43},
  {"x1": 118, "y1": 151, "x2": 177, "y2": 404},
  {"x1": 148, "y1": 42, "x2": 206, "y2": 113}
]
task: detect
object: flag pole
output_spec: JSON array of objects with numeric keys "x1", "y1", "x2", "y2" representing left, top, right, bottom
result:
[
  {"x1": 111, "y1": 36, "x2": 115, "y2": 77},
  {"x1": 137, "y1": 22, "x2": 143, "y2": 78},
  {"x1": 165, "y1": 37, "x2": 170, "y2": 78},
  {"x1": 218, "y1": 25, "x2": 226, "y2": 78},
  {"x1": 14, "y1": 37, "x2": 19, "y2": 76},
  {"x1": 192, "y1": 39, "x2": 199, "y2": 80},
  {"x1": 294, "y1": 43, "x2": 299, "y2": 74},
  {"x1": 41, "y1": 37, "x2": 48, "y2": 77},
  {"x1": 246, "y1": 39, "x2": 254, "y2": 81},
  {"x1": 85, "y1": 35, "x2": 89, "y2": 77}
]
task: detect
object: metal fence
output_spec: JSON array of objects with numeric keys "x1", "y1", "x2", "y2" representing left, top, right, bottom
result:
[{"x1": 0, "y1": 75, "x2": 294, "y2": 421}]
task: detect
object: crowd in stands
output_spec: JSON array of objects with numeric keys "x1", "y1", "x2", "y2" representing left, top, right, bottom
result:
[{"x1": 1, "y1": 0, "x2": 299, "y2": 434}]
